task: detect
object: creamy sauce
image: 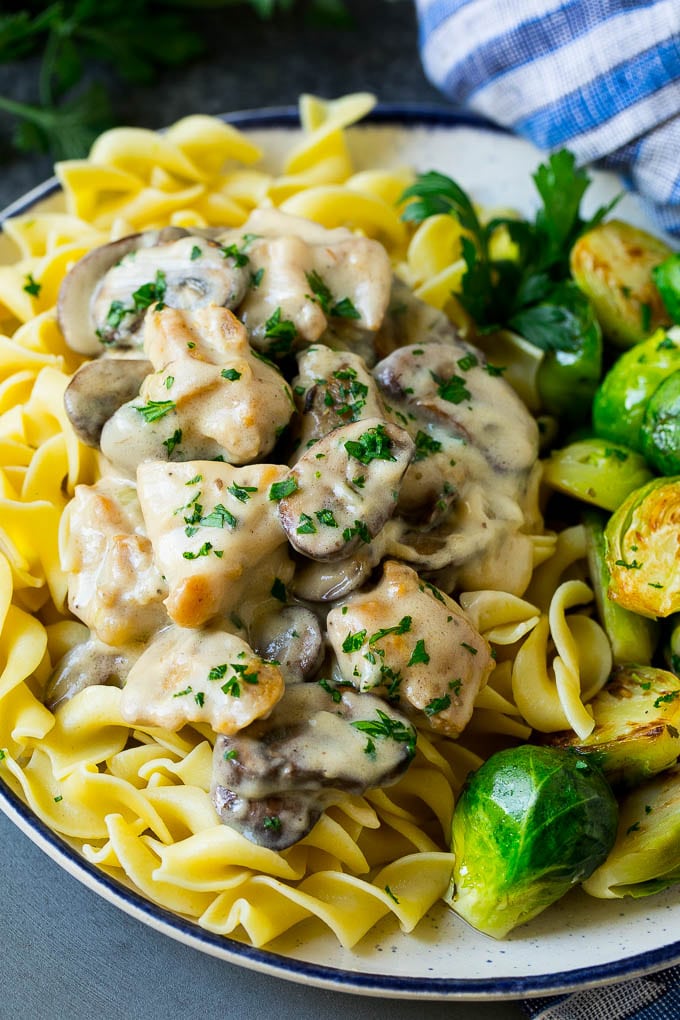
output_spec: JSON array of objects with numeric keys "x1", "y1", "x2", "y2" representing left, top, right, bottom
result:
[{"x1": 56, "y1": 209, "x2": 543, "y2": 848}]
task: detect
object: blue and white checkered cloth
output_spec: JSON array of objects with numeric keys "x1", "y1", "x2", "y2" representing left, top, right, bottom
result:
[{"x1": 415, "y1": 0, "x2": 680, "y2": 234}]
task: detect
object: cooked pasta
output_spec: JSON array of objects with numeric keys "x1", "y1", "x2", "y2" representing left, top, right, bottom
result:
[{"x1": 0, "y1": 92, "x2": 623, "y2": 950}]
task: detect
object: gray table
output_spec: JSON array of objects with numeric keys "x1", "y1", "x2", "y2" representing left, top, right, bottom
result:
[{"x1": 0, "y1": 5, "x2": 526, "y2": 1015}]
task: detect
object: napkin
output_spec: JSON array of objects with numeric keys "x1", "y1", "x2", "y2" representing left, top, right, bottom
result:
[
  {"x1": 522, "y1": 964, "x2": 680, "y2": 1019},
  {"x1": 414, "y1": 0, "x2": 680, "y2": 234}
]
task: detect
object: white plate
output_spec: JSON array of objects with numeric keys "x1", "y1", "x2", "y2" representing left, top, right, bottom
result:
[{"x1": 1, "y1": 105, "x2": 678, "y2": 1000}]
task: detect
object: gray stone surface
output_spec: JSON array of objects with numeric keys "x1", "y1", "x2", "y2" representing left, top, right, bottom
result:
[{"x1": 0, "y1": 0, "x2": 445, "y2": 210}]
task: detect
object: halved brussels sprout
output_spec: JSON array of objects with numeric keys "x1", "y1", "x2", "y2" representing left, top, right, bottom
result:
[
  {"x1": 583, "y1": 765, "x2": 680, "y2": 898},
  {"x1": 542, "y1": 438, "x2": 653, "y2": 512},
  {"x1": 545, "y1": 665, "x2": 680, "y2": 788},
  {"x1": 640, "y1": 369, "x2": 680, "y2": 475},
  {"x1": 584, "y1": 509, "x2": 658, "y2": 664},
  {"x1": 652, "y1": 252, "x2": 680, "y2": 323},
  {"x1": 592, "y1": 328, "x2": 680, "y2": 452},
  {"x1": 570, "y1": 220, "x2": 672, "y2": 348},
  {"x1": 446, "y1": 745, "x2": 618, "y2": 938},
  {"x1": 605, "y1": 476, "x2": 680, "y2": 618}
]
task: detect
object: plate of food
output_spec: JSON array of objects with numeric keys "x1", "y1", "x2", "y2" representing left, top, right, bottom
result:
[{"x1": 0, "y1": 95, "x2": 678, "y2": 1000}]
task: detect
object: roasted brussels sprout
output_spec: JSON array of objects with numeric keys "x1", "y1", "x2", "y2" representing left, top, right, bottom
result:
[
  {"x1": 652, "y1": 252, "x2": 680, "y2": 323},
  {"x1": 545, "y1": 665, "x2": 680, "y2": 789},
  {"x1": 592, "y1": 328, "x2": 680, "y2": 452},
  {"x1": 663, "y1": 614, "x2": 680, "y2": 677},
  {"x1": 640, "y1": 369, "x2": 680, "y2": 475},
  {"x1": 583, "y1": 765, "x2": 680, "y2": 898},
  {"x1": 605, "y1": 476, "x2": 680, "y2": 618},
  {"x1": 570, "y1": 220, "x2": 673, "y2": 348},
  {"x1": 583, "y1": 509, "x2": 658, "y2": 664},
  {"x1": 446, "y1": 745, "x2": 618, "y2": 938},
  {"x1": 542, "y1": 438, "x2": 653, "y2": 513}
]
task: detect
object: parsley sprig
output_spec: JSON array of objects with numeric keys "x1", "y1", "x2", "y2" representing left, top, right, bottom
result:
[{"x1": 399, "y1": 150, "x2": 619, "y2": 352}]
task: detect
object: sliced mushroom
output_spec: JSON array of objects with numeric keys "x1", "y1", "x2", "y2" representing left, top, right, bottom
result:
[
  {"x1": 373, "y1": 277, "x2": 463, "y2": 360},
  {"x1": 278, "y1": 417, "x2": 415, "y2": 561},
  {"x1": 58, "y1": 228, "x2": 253, "y2": 355},
  {"x1": 211, "y1": 682, "x2": 415, "y2": 849},
  {"x1": 291, "y1": 552, "x2": 374, "y2": 602},
  {"x1": 45, "y1": 637, "x2": 143, "y2": 711},
  {"x1": 64, "y1": 357, "x2": 152, "y2": 447},
  {"x1": 57, "y1": 227, "x2": 189, "y2": 355},
  {"x1": 248, "y1": 603, "x2": 324, "y2": 683},
  {"x1": 327, "y1": 559, "x2": 494, "y2": 737}
]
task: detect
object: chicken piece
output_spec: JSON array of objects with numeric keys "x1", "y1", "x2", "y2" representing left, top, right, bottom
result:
[
  {"x1": 326, "y1": 559, "x2": 494, "y2": 737},
  {"x1": 211, "y1": 682, "x2": 415, "y2": 849},
  {"x1": 120, "y1": 625, "x2": 284, "y2": 735},
  {"x1": 220, "y1": 208, "x2": 392, "y2": 355},
  {"x1": 291, "y1": 344, "x2": 387, "y2": 457},
  {"x1": 278, "y1": 417, "x2": 415, "y2": 561},
  {"x1": 60, "y1": 477, "x2": 169, "y2": 645},
  {"x1": 99, "y1": 305, "x2": 295, "y2": 474},
  {"x1": 136, "y1": 459, "x2": 293, "y2": 629}
]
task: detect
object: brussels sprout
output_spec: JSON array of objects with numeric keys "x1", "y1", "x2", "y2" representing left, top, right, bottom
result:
[
  {"x1": 446, "y1": 745, "x2": 618, "y2": 938},
  {"x1": 545, "y1": 665, "x2": 680, "y2": 788},
  {"x1": 583, "y1": 509, "x2": 658, "y2": 664},
  {"x1": 582, "y1": 765, "x2": 680, "y2": 899},
  {"x1": 663, "y1": 614, "x2": 680, "y2": 677},
  {"x1": 570, "y1": 220, "x2": 672, "y2": 348},
  {"x1": 652, "y1": 252, "x2": 680, "y2": 323},
  {"x1": 592, "y1": 328, "x2": 680, "y2": 451},
  {"x1": 640, "y1": 369, "x2": 680, "y2": 475},
  {"x1": 542, "y1": 439, "x2": 653, "y2": 512},
  {"x1": 605, "y1": 476, "x2": 680, "y2": 618}
]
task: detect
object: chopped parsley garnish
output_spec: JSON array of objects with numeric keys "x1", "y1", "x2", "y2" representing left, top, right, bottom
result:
[
  {"x1": 296, "y1": 513, "x2": 317, "y2": 534},
  {"x1": 344, "y1": 423, "x2": 395, "y2": 465},
  {"x1": 190, "y1": 245, "x2": 202, "y2": 261},
  {"x1": 457, "y1": 353, "x2": 478, "y2": 371},
  {"x1": 173, "y1": 686, "x2": 193, "y2": 697},
  {"x1": 194, "y1": 691, "x2": 205, "y2": 707},
  {"x1": 136, "y1": 399, "x2": 176, "y2": 423},
  {"x1": 220, "y1": 243, "x2": 250, "y2": 267},
  {"x1": 626, "y1": 821, "x2": 641, "y2": 835},
  {"x1": 269, "y1": 476, "x2": 298, "y2": 501},
  {"x1": 331, "y1": 296, "x2": 361, "y2": 319},
  {"x1": 431, "y1": 371, "x2": 471, "y2": 404},
  {"x1": 162, "y1": 428, "x2": 182, "y2": 456},
  {"x1": 342, "y1": 519, "x2": 371, "y2": 545},
  {"x1": 414, "y1": 430, "x2": 442, "y2": 461},
  {"x1": 351, "y1": 709, "x2": 416, "y2": 760},
  {"x1": 182, "y1": 542, "x2": 215, "y2": 559},
  {"x1": 420, "y1": 581, "x2": 445, "y2": 603},
  {"x1": 23, "y1": 272, "x2": 41, "y2": 297},
  {"x1": 315, "y1": 508, "x2": 338, "y2": 527},
  {"x1": 449, "y1": 678, "x2": 463, "y2": 696},
  {"x1": 615, "y1": 558, "x2": 643, "y2": 570},
  {"x1": 250, "y1": 267, "x2": 265, "y2": 288},
  {"x1": 369, "y1": 616, "x2": 412, "y2": 645},
  {"x1": 424, "y1": 694, "x2": 451, "y2": 716},
  {"x1": 384, "y1": 885, "x2": 400, "y2": 904},
  {"x1": 199, "y1": 504, "x2": 238, "y2": 529},
  {"x1": 105, "y1": 300, "x2": 129, "y2": 330},
  {"x1": 132, "y1": 270, "x2": 166, "y2": 310},
  {"x1": 342, "y1": 629, "x2": 367, "y2": 653},
  {"x1": 305, "y1": 269, "x2": 333, "y2": 312},
  {"x1": 270, "y1": 577, "x2": 287, "y2": 602},
  {"x1": 461, "y1": 642, "x2": 478, "y2": 655},
  {"x1": 185, "y1": 474, "x2": 202, "y2": 486},
  {"x1": 654, "y1": 691, "x2": 680, "y2": 709},
  {"x1": 263, "y1": 815, "x2": 282, "y2": 831},
  {"x1": 408, "y1": 639, "x2": 430, "y2": 666},
  {"x1": 318, "y1": 678, "x2": 342, "y2": 703},
  {"x1": 223, "y1": 748, "x2": 238, "y2": 761},
  {"x1": 164, "y1": 375, "x2": 174, "y2": 389},
  {"x1": 264, "y1": 307, "x2": 297, "y2": 354},
  {"x1": 227, "y1": 482, "x2": 257, "y2": 502},
  {"x1": 221, "y1": 368, "x2": 242, "y2": 381},
  {"x1": 208, "y1": 664, "x2": 228, "y2": 681}
]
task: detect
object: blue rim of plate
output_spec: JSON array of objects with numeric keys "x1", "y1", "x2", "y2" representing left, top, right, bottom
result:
[{"x1": 1, "y1": 102, "x2": 679, "y2": 1000}]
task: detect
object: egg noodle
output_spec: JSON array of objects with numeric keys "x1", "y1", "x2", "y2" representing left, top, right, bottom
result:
[{"x1": 0, "y1": 94, "x2": 612, "y2": 949}]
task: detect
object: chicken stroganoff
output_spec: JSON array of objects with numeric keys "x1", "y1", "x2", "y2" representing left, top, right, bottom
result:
[{"x1": 55, "y1": 207, "x2": 536, "y2": 851}]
